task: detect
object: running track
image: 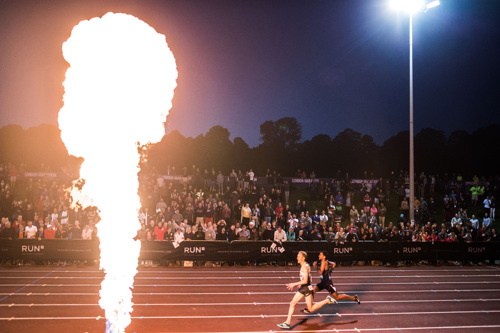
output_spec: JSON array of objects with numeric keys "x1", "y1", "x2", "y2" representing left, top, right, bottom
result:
[{"x1": 0, "y1": 265, "x2": 500, "y2": 332}]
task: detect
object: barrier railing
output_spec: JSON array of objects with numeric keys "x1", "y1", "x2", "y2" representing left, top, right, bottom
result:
[{"x1": 1, "y1": 240, "x2": 498, "y2": 262}]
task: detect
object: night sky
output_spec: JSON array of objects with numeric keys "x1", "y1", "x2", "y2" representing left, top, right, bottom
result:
[{"x1": 0, "y1": 0, "x2": 499, "y2": 147}]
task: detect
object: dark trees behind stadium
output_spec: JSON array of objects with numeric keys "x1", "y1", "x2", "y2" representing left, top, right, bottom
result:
[{"x1": 0, "y1": 120, "x2": 499, "y2": 178}]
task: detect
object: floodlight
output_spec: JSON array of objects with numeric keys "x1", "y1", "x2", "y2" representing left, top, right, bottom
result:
[
  {"x1": 426, "y1": 0, "x2": 440, "y2": 10},
  {"x1": 389, "y1": 0, "x2": 425, "y2": 14}
]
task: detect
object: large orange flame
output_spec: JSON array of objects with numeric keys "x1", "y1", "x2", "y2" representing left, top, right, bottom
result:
[{"x1": 58, "y1": 12, "x2": 177, "y2": 332}]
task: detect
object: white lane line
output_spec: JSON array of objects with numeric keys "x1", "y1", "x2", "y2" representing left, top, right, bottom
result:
[
  {"x1": 1, "y1": 268, "x2": 498, "y2": 273},
  {"x1": 221, "y1": 325, "x2": 500, "y2": 333},
  {"x1": 1, "y1": 298, "x2": 499, "y2": 307},
  {"x1": 0, "y1": 275, "x2": 500, "y2": 287},
  {"x1": 2, "y1": 289, "x2": 500, "y2": 296},
  {"x1": 1, "y1": 280, "x2": 500, "y2": 288},
  {"x1": 1, "y1": 276, "x2": 499, "y2": 281},
  {"x1": 1, "y1": 309, "x2": 499, "y2": 320}
]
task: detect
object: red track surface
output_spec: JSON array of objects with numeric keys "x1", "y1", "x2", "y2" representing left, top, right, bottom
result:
[{"x1": 1, "y1": 264, "x2": 500, "y2": 332}]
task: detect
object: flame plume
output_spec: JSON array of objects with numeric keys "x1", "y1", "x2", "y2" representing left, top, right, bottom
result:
[{"x1": 58, "y1": 13, "x2": 177, "y2": 332}]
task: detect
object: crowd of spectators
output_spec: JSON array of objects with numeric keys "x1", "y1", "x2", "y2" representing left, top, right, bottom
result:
[{"x1": 0, "y1": 163, "x2": 498, "y2": 247}]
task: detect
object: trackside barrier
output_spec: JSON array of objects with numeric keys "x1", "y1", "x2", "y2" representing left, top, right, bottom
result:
[{"x1": 1, "y1": 240, "x2": 498, "y2": 263}]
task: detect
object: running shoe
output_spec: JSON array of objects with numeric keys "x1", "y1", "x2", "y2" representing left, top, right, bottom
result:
[
  {"x1": 326, "y1": 295, "x2": 337, "y2": 304},
  {"x1": 277, "y1": 322, "x2": 290, "y2": 329},
  {"x1": 301, "y1": 308, "x2": 311, "y2": 314},
  {"x1": 354, "y1": 295, "x2": 361, "y2": 304}
]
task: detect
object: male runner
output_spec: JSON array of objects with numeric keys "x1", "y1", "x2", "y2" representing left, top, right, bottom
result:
[
  {"x1": 277, "y1": 251, "x2": 335, "y2": 329},
  {"x1": 303, "y1": 251, "x2": 360, "y2": 313}
]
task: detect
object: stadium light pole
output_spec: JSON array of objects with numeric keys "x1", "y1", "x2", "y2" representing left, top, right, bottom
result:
[{"x1": 390, "y1": 0, "x2": 439, "y2": 224}]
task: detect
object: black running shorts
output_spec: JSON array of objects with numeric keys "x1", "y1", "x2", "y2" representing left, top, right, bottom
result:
[
  {"x1": 298, "y1": 284, "x2": 314, "y2": 296},
  {"x1": 316, "y1": 281, "x2": 337, "y2": 294}
]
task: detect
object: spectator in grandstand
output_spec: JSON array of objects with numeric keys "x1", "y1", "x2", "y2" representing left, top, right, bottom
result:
[
  {"x1": 42, "y1": 224, "x2": 54, "y2": 239},
  {"x1": 451, "y1": 213, "x2": 462, "y2": 226},
  {"x1": 397, "y1": 214, "x2": 406, "y2": 229},
  {"x1": 334, "y1": 228, "x2": 345, "y2": 244},
  {"x1": 309, "y1": 226, "x2": 322, "y2": 241},
  {"x1": 369, "y1": 213, "x2": 377, "y2": 229},
  {"x1": 239, "y1": 224, "x2": 250, "y2": 240},
  {"x1": 222, "y1": 203, "x2": 231, "y2": 222},
  {"x1": 490, "y1": 196, "x2": 496, "y2": 221},
  {"x1": 194, "y1": 202, "x2": 205, "y2": 225},
  {"x1": 274, "y1": 225, "x2": 287, "y2": 242},
  {"x1": 172, "y1": 209, "x2": 183, "y2": 225},
  {"x1": 349, "y1": 205, "x2": 358, "y2": 224},
  {"x1": 428, "y1": 229, "x2": 438, "y2": 243},
  {"x1": 251, "y1": 203, "x2": 260, "y2": 226},
  {"x1": 0, "y1": 221, "x2": 16, "y2": 239},
  {"x1": 35, "y1": 224, "x2": 44, "y2": 239},
  {"x1": 250, "y1": 227, "x2": 260, "y2": 240},
  {"x1": 483, "y1": 196, "x2": 491, "y2": 216},
  {"x1": 262, "y1": 223, "x2": 274, "y2": 241},
  {"x1": 205, "y1": 225, "x2": 216, "y2": 240},
  {"x1": 324, "y1": 227, "x2": 335, "y2": 242},
  {"x1": 362, "y1": 194, "x2": 371, "y2": 213},
  {"x1": 288, "y1": 213, "x2": 299, "y2": 230},
  {"x1": 470, "y1": 183, "x2": 479, "y2": 206},
  {"x1": 227, "y1": 224, "x2": 239, "y2": 241},
  {"x1": 216, "y1": 227, "x2": 228, "y2": 241},
  {"x1": 389, "y1": 228, "x2": 403, "y2": 242},
  {"x1": 25, "y1": 220, "x2": 37, "y2": 239},
  {"x1": 476, "y1": 226, "x2": 490, "y2": 242},
  {"x1": 287, "y1": 226, "x2": 296, "y2": 241},
  {"x1": 156, "y1": 198, "x2": 167, "y2": 214},
  {"x1": 184, "y1": 227, "x2": 195, "y2": 240},
  {"x1": 296, "y1": 229, "x2": 305, "y2": 241},
  {"x1": 335, "y1": 192, "x2": 344, "y2": 205},
  {"x1": 469, "y1": 215, "x2": 479, "y2": 230},
  {"x1": 136, "y1": 224, "x2": 148, "y2": 241},
  {"x1": 82, "y1": 225, "x2": 92, "y2": 240},
  {"x1": 241, "y1": 203, "x2": 251, "y2": 226},
  {"x1": 400, "y1": 197, "x2": 409, "y2": 216},
  {"x1": 345, "y1": 228, "x2": 358, "y2": 243},
  {"x1": 378, "y1": 203, "x2": 387, "y2": 227},
  {"x1": 216, "y1": 171, "x2": 224, "y2": 194},
  {"x1": 174, "y1": 227, "x2": 184, "y2": 244},
  {"x1": 357, "y1": 227, "x2": 367, "y2": 241},
  {"x1": 68, "y1": 221, "x2": 81, "y2": 239},
  {"x1": 482, "y1": 213, "x2": 491, "y2": 230},
  {"x1": 192, "y1": 225, "x2": 203, "y2": 240},
  {"x1": 154, "y1": 221, "x2": 166, "y2": 240},
  {"x1": 490, "y1": 228, "x2": 498, "y2": 242},
  {"x1": 317, "y1": 209, "x2": 327, "y2": 226},
  {"x1": 311, "y1": 210, "x2": 320, "y2": 224},
  {"x1": 163, "y1": 227, "x2": 174, "y2": 241},
  {"x1": 263, "y1": 202, "x2": 273, "y2": 224},
  {"x1": 437, "y1": 229, "x2": 448, "y2": 242},
  {"x1": 55, "y1": 224, "x2": 68, "y2": 239}
]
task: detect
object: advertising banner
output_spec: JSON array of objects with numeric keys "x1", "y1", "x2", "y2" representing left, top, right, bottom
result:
[{"x1": 0, "y1": 240, "x2": 498, "y2": 262}]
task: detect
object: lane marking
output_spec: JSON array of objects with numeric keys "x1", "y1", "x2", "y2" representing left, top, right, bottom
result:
[
  {"x1": 232, "y1": 325, "x2": 500, "y2": 332},
  {"x1": 1, "y1": 274, "x2": 499, "y2": 280},
  {"x1": 0, "y1": 267, "x2": 62, "y2": 303},
  {"x1": 1, "y1": 281, "x2": 499, "y2": 288},
  {"x1": 2, "y1": 289, "x2": 500, "y2": 296},
  {"x1": 1, "y1": 268, "x2": 498, "y2": 274},
  {"x1": 1, "y1": 310, "x2": 499, "y2": 320},
  {"x1": 1, "y1": 298, "x2": 500, "y2": 307}
]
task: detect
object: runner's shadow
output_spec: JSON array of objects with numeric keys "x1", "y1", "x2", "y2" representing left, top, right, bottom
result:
[{"x1": 291, "y1": 318, "x2": 358, "y2": 330}]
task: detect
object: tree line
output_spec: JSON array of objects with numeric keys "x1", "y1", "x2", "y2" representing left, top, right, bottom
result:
[{"x1": 0, "y1": 119, "x2": 499, "y2": 178}]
